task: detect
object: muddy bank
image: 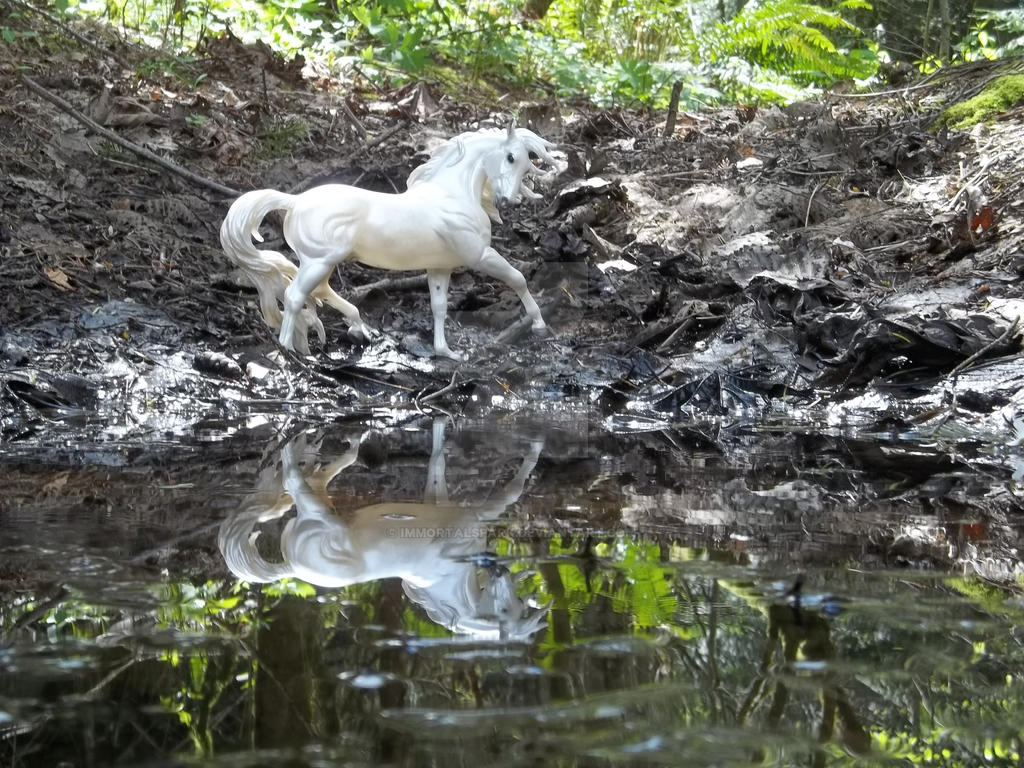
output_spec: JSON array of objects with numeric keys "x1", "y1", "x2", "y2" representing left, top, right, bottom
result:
[
  {"x1": 1, "y1": 17, "x2": 1024, "y2": 472},
  {"x1": 4, "y1": 411, "x2": 1023, "y2": 586}
]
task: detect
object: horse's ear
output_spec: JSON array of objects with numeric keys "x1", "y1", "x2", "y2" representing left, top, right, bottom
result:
[{"x1": 506, "y1": 118, "x2": 516, "y2": 140}]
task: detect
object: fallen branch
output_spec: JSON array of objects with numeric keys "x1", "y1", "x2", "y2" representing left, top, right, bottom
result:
[
  {"x1": 350, "y1": 274, "x2": 427, "y2": 301},
  {"x1": 19, "y1": 74, "x2": 241, "y2": 199},
  {"x1": 418, "y1": 369, "x2": 463, "y2": 405}
]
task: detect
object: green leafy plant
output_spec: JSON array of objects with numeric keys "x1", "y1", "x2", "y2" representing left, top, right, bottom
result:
[
  {"x1": 64, "y1": 0, "x2": 881, "y2": 107},
  {"x1": 531, "y1": 0, "x2": 877, "y2": 105},
  {"x1": 953, "y1": 10, "x2": 1024, "y2": 63}
]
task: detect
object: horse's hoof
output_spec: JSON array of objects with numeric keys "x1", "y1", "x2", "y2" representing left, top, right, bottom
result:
[
  {"x1": 284, "y1": 336, "x2": 311, "y2": 357},
  {"x1": 531, "y1": 322, "x2": 550, "y2": 337},
  {"x1": 347, "y1": 323, "x2": 377, "y2": 344},
  {"x1": 435, "y1": 346, "x2": 467, "y2": 362}
]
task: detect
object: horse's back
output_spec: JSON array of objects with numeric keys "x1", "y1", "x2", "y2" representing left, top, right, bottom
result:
[{"x1": 283, "y1": 181, "x2": 489, "y2": 271}]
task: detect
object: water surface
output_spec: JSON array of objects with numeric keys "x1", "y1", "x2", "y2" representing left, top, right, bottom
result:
[{"x1": 2, "y1": 413, "x2": 1023, "y2": 766}]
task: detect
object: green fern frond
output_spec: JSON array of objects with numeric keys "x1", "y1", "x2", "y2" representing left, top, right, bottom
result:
[{"x1": 705, "y1": 0, "x2": 872, "y2": 83}]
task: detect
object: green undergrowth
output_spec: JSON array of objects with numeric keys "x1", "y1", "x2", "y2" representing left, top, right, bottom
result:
[
  {"x1": 937, "y1": 74, "x2": 1024, "y2": 129},
  {"x1": 43, "y1": 0, "x2": 881, "y2": 108},
  {"x1": 253, "y1": 117, "x2": 311, "y2": 160}
]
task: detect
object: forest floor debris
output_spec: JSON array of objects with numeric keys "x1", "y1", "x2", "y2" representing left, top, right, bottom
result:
[{"x1": 1, "y1": 13, "x2": 1024, "y2": 468}]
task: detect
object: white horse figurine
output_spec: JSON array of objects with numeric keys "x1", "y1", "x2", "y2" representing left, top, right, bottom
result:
[
  {"x1": 219, "y1": 420, "x2": 548, "y2": 641},
  {"x1": 220, "y1": 124, "x2": 556, "y2": 359}
]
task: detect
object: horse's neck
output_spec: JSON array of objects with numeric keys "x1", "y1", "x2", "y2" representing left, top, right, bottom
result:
[{"x1": 425, "y1": 147, "x2": 489, "y2": 204}]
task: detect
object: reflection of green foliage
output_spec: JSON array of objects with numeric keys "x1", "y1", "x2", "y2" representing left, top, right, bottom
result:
[
  {"x1": 526, "y1": 536, "x2": 682, "y2": 642},
  {"x1": 607, "y1": 541, "x2": 676, "y2": 629},
  {"x1": 945, "y1": 576, "x2": 1013, "y2": 615},
  {"x1": 264, "y1": 577, "x2": 317, "y2": 599},
  {"x1": 11, "y1": 534, "x2": 1024, "y2": 765}
]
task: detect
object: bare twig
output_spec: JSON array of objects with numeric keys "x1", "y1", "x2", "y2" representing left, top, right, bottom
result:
[
  {"x1": 946, "y1": 318, "x2": 1021, "y2": 379},
  {"x1": 338, "y1": 100, "x2": 367, "y2": 138},
  {"x1": 804, "y1": 181, "x2": 825, "y2": 228},
  {"x1": 494, "y1": 313, "x2": 533, "y2": 345},
  {"x1": 418, "y1": 369, "x2": 462, "y2": 404},
  {"x1": 19, "y1": 74, "x2": 241, "y2": 199},
  {"x1": 663, "y1": 80, "x2": 683, "y2": 137}
]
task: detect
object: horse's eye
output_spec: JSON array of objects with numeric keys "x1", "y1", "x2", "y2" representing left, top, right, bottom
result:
[
  {"x1": 528, "y1": 151, "x2": 538, "y2": 160},
  {"x1": 506, "y1": 153, "x2": 515, "y2": 164}
]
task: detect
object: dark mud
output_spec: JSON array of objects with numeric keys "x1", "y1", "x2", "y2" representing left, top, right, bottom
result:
[
  {"x1": 2, "y1": 13, "x2": 1024, "y2": 426},
  {"x1": 3, "y1": 15, "x2": 1024, "y2": 560}
]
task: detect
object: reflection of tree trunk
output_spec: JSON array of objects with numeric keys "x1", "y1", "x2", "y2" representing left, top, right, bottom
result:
[
  {"x1": 813, "y1": 691, "x2": 837, "y2": 768},
  {"x1": 254, "y1": 594, "x2": 321, "y2": 749},
  {"x1": 376, "y1": 578, "x2": 407, "y2": 764},
  {"x1": 523, "y1": 0, "x2": 554, "y2": 19},
  {"x1": 376, "y1": 578, "x2": 407, "y2": 708},
  {"x1": 706, "y1": 582, "x2": 720, "y2": 725},
  {"x1": 541, "y1": 562, "x2": 573, "y2": 646},
  {"x1": 539, "y1": 559, "x2": 574, "y2": 700}
]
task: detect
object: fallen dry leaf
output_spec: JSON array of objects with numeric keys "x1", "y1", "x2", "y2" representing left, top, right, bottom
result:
[
  {"x1": 42, "y1": 471, "x2": 70, "y2": 495},
  {"x1": 44, "y1": 266, "x2": 73, "y2": 291}
]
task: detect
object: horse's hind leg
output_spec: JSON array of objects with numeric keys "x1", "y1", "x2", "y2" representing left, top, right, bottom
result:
[
  {"x1": 311, "y1": 280, "x2": 374, "y2": 342},
  {"x1": 476, "y1": 247, "x2": 546, "y2": 334},
  {"x1": 281, "y1": 259, "x2": 335, "y2": 354}
]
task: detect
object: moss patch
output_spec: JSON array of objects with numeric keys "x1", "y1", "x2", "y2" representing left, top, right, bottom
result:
[{"x1": 937, "y1": 74, "x2": 1024, "y2": 130}]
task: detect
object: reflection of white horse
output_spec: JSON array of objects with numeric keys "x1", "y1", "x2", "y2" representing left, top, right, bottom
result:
[
  {"x1": 219, "y1": 420, "x2": 547, "y2": 641},
  {"x1": 220, "y1": 125, "x2": 556, "y2": 358}
]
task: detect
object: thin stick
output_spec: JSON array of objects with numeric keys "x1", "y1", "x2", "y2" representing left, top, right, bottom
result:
[
  {"x1": 946, "y1": 318, "x2": 1020, "y2": 379},
  {"x1": 419, "y1": 369, "x2": 462, "y2": 404},
  {"x1": 663, "y1": 80, "x2": 683, "y2": 137},
  {"x1": 805, "y1": 181, "x2": 824, "y2": 228},
  {"x1": 19, "y1": 74, "x2": 241, "y2": 199}
]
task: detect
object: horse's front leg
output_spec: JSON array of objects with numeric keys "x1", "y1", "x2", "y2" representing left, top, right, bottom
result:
[
  {"x1": 476, "y1": 247, "x2": 546, "y2": 335},
  {"x1": 427, "y1": 269, "x2": 464, "y2": 361}
]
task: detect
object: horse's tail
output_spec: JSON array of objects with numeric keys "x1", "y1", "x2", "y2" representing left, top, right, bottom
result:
[
  {"x1": 219, "y1": 189, "x2": 299, "y2": 330},
  {"x1": 218, "y1": 502, "x2": 294, "y2": 584}
]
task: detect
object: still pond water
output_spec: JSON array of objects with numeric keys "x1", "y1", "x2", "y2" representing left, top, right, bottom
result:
[{"x1": 2, "y1": 412, "x2": 1024, "y2": 767}]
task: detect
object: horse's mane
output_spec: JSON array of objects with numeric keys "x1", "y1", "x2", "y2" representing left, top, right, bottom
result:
[
  {"x1": 407, "y1": 128, "x2": 555, "y2": 189},
  {"x1": 406, "y1": 133, "x2": 473, "y2": 187}
]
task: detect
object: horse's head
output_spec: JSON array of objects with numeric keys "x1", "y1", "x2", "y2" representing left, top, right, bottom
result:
[
  {"x1": 403, "y1": 562, "x2": 549, "y2": 641},
  {"x1": 484, "y1": 123, "x2": 557, "y2": 205}
]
